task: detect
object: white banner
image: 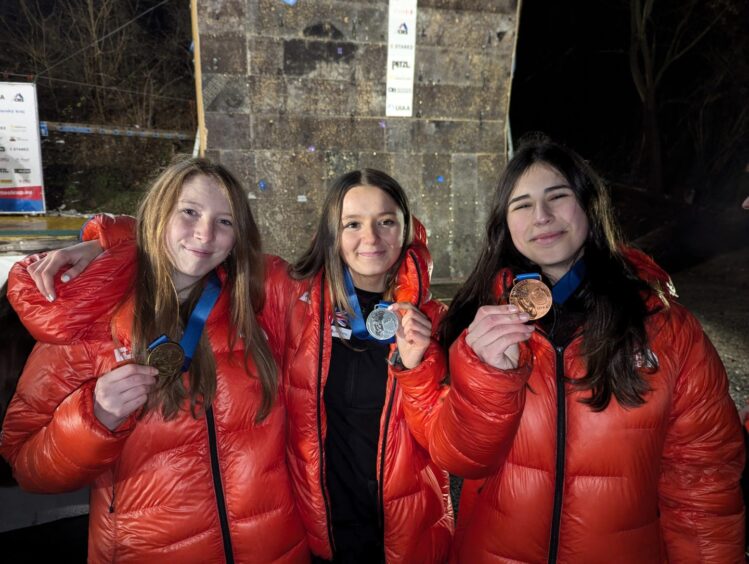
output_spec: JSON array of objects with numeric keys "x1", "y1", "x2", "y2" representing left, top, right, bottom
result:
[
  {"x1": 0, "y1": 82, "x2": 45, "y2": 213},
  {"x1": 385, "y1": 0, "x2": 418, "y2": 117}
]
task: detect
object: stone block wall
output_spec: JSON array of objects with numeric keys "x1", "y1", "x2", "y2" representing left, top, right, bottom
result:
[{"x1": 199, "y1": 0, "x2": 517, "y2": 279}]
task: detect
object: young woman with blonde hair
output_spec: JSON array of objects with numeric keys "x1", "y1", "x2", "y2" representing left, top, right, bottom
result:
[{"x1": 1, "y1": 159, "x2": 309, "y2": 562}]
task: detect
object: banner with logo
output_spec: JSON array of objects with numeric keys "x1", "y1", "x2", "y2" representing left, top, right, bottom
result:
[
  {"x1": 0, "y1": 82, "x2": 45, "y2": 213},
  {"x1": 386, "y1": 0, "x2": 418, "y2": 117}
]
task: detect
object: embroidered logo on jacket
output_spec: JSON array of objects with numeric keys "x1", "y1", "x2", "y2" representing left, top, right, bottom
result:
[{"x1": 114, "y1": 347, "x2": 133, "y2": 363}]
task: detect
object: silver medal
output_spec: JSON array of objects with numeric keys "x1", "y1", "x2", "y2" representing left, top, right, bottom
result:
[{"x1": 365, "y1": 307, "x2": 399, "y2": 340}]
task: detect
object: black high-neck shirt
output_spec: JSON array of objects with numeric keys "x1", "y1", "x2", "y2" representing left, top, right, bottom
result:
[{"x1": 323, "y1": 287, "x2": 388, "y2": 563}]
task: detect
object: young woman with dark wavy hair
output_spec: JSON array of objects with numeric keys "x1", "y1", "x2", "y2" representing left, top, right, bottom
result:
[{"x1": 426, "y1": 134, "x2": 744, "y2": 562}]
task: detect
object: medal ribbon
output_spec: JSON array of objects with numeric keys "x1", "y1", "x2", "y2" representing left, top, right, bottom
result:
[
  {"x1": 551, "y1": 259, "x2": 586, "y2": 305},
  {"x1": 342, "y1": 267, "x2": 395, "y2": 343},
  {"x1": 147, "y1": 270, "x2": 223, "y2": 371}
]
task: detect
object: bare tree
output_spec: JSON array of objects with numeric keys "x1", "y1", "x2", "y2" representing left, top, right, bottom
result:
[{"x1": 628, "y1": 0, "x2": 728, "y2": 195}]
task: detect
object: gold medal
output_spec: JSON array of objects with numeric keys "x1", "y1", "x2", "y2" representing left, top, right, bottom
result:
[
  {"x1": 509, "y1": 278, "x2": 552, "y2": 320},
  {"x1": 146, "y1": 341, "x2": 185, "y2": 380}
]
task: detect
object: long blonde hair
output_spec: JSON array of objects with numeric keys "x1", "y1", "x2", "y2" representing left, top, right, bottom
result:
[{"x1": 130, "y1": 158, "x2": 277, "y2": 421}]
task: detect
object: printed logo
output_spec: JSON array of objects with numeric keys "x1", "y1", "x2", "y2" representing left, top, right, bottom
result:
[
  {"x1": 114, "y1": 347, "x2": 133, "y2": 363},
  {"x1": 397, "y1": 22, "x2": 408, "y2": 34},
  {"x1": 13, "y1": 93, "x2": 24, "y2": 102}
]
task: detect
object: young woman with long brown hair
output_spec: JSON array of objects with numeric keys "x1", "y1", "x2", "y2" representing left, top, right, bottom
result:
[
  {"x1": 276, "y1": 169, "x2": 453, "y2": 563},
  {"x1": 1, "y1": 159, "x2": 309, "y2": 562},
  {"x1": 425, "y1": 135, "x2": 744, "y2": 562}
]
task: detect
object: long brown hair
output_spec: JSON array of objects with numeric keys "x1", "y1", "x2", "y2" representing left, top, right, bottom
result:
[
  {"x1": 440, "y1": 134, "x2": 658, "y2": 410},
  {"x1": 291, "y1": 169, "x2": 413, "y2": 311},
  {"x1": 130, "y1": 158, "x2": 277, "y2": 421}
]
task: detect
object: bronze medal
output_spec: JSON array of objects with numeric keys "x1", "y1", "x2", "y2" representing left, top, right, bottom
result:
[
  {"x1": 509, "y1": 278, "x2": 552, "y2": 320},
  {"x1": 146, "y1": 341, "x2": 185, "y2": 380}
]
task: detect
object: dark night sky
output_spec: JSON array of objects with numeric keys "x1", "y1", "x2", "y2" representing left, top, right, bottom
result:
[{"x1": 509, "y1": 0, "x2": 748, "y2": 207}]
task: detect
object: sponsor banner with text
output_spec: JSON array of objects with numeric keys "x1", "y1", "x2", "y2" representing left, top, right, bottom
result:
[
  {"x1": 0, "y1": 82, "x2": 45, "y2": 213},
  {"x1": 385, "y1": 0, "x2": 417, "y2": 117}
]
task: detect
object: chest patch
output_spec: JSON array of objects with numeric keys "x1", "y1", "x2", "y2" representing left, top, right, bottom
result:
[{"x1": 114, "y1": 346, "x2": 133, "y2": 363}]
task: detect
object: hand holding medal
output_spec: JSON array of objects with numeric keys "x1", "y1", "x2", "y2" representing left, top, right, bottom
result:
[
  {"x1": 93, "y1": 363, "x2": 158, "y2": 431},
  {"x1": 466, "y1": 304, "x2": 535, "y2": 371},
  {"x1": 389, "y1": 303, "x2": 432, "y2": 369}
]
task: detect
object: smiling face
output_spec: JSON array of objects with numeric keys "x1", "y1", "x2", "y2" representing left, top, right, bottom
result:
[
  {"x1": 506, "y1": 163, "x2": 589, "y2": 282},
  {"x1": 165, "y1": 174, "x2": 236, "y2": 296},
  {"x1": 339, "y1": 185, "x2": 405, "y2": 292}
]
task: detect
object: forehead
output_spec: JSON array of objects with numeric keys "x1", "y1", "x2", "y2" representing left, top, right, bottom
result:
[
  {"x1": 511, "y1": 163, "x2": 568, "y2": 196},
  {"x1": 177, "y1": 174, "x2": 232, "y2": 213},
  {"x1": 341, "y1": 185, "x2": 400, "y2": 215}
]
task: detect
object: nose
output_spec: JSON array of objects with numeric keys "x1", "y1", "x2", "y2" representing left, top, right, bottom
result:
[
  {"x1": 194, "y1": 217, "x2": 214, "y2": 242},
  {"x1": 532, "y1": 201, "x2": 552, "y2": 225},
  {"x1": 362, "y1": 222, "x2": 379, "y2": 243}
]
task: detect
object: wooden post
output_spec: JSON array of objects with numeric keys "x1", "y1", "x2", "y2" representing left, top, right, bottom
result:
[{"x1": 190, "y1": 0, "x2": 207, "y2": 157}]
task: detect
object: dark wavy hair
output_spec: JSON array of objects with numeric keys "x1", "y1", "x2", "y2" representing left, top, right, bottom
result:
[{"x1": 439, "y1": 134, "x2": 657, "y2": 410}]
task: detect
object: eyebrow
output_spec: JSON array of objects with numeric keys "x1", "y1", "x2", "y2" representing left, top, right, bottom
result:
[
  {"x1": 508, "y1": 184, "x2": 571, "y2": 206},
  {"x1": 177, "y1": 199, "x2": 233, "y2": 216},
  {"x1": 341, "y1": 211, "x2": 398, "y2": 221}
]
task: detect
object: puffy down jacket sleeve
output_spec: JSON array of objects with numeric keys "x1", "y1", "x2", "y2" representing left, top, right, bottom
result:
[
  {"x1": 389, "y1": 236, "x2": 449, "y2": 451},
  {"x1": 391, "y1": 333, "x2": 448, "y2": 451},
  {"x1": 658, "y1": 309, "x2": 745, "y2": 562},
  {"x1": 80, "y1": 214, "x2": 136, "y2": 249},
  {"x1": 428, "y1": 333, "x2": 533, "y2": 479},
  {"x1": 1, "y1": 342, "x2": 132, "y2": 493}
]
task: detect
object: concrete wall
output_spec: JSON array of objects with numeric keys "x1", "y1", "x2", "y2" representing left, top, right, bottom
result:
[{"x1": 198, "y1": 0, "x2": 517, "y2": 279}]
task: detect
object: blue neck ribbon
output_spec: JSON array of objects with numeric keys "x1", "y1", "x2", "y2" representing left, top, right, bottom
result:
[
  {"x1": 147, "y1": 270, "x2": 222, "y2": 371},
  {"x1": 342, "y1": 267, "x2": 395, "y2": 343},
  {"x1": 551, "y1": 259, "x2": 587, "y2": 305}
]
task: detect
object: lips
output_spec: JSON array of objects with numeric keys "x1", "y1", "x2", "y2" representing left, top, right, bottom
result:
[
  {"x1": 357, "y1": 251, "x2": 386, "y2": 258},
  {"x1": 531, "y1": 231, "x2": 565, "y2": 245},
  {"x1": 184, "y1": 247, "x2": 213, "y2": 257}
]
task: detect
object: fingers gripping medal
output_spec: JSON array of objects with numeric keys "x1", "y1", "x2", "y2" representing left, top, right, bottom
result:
[
  {"x1": 509, "y1": 273, "x2": 552, "y2": 320},
  {"x1": 365, "y1": 304, "x2": 399, "y2": 341}
]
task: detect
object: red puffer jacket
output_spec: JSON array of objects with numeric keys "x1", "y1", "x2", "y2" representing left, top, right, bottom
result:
[
  {"x1": 425, "y1": 249, "x2": 744, "y2": 563},
  {"x1": 274, "y1": 226, "x2": 453, "y2": 562},
  {"x1": 1, "y1": 245, "x2": 309, "y2": 563}
]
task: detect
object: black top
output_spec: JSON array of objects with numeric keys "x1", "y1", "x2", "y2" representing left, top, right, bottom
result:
[
  {"x1": 538, "y1": 279, "x2": 588, "y2": 348},
  {"x1": 324, "y1": 288, "x2": 388, "y2": 563}
]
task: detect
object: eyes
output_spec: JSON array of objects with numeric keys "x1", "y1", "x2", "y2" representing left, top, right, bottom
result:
[
  {"x1": 179, "y1": 208, "x2": 234, "y2": 228},
  {"x1": 510, "y1": 191, "x2": 572, "y2": 212},
  {"x1": 343, "y1": 218, "x2": 398, "y2": 230}
]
